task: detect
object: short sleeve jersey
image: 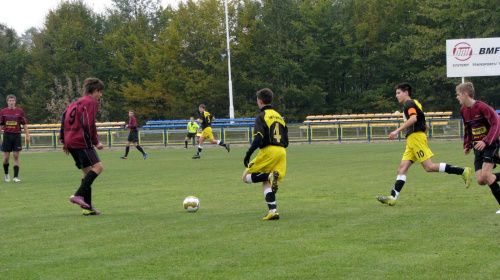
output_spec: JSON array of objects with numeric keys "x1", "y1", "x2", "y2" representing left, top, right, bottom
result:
[
  {"x1": 0, "y1": 107, "x2": 27, "y2": 134},
  {"x1": 199, "y1": 111, "x2": 213, "y2": 130},
  {"x1": 60, "y1": 95, "x2": 99, "y2": 149},
  {"x1": 461, "y1": 100, "x2": 500, "y2": 148},
  {"x1": 253, "y1": 106, "x2": 288, "y2": 148},
  {"x1": 187, "y1": 122, "x2": 199, "y2": 133},
  {"x1": 403, "y1": 99, "x2": 426, "y2": 138}
]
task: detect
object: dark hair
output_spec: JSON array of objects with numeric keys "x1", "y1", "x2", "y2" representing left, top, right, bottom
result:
[
  {"x1": 256, "y1": 88, "x2": 273, "y2": 105},
  {"x1": 199, "y1": 104, "x2": 206, "y2": 109},
  {"x1": 83, "y1": 78, "x2": 104, "y2": 95},
  {"x1": 395, "y1": 82, "x2": 412, "y2": 97}
]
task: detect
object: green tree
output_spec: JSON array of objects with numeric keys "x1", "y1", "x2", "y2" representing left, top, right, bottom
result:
[{"x1": 0, "y1": 24, "x2": 29, "y2": 105}]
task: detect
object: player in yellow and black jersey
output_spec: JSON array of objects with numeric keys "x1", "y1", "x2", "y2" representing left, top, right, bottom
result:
[
  {"x1": 376, "y1": 82, "x2": 472, "y2": 206},
  {"x1": 192, "y1": 104, "x2": 230, "y2": 159},
  {"x1": 242, "y1": 88, "x2": 288, "y2": 220}
]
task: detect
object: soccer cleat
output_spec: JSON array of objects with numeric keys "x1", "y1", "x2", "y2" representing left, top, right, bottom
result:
[
  {"x1": 192, "y1": 154, "x2": 201, "y2": 159},
  {"x1": 120, "y1": 156, "x2": 128, "y2": 159},
  {"x1": 143, "y1": 153, "x2": 148, "y2": 160},
  {"x1": 225, "y1": 143, "x2": 230, "y2": 153},
  {"x1": 263, "y1": 212, "x2": 280, "y2": 220},
  {"x1": 376, "y1": 196, "x2": 397, "y2": 206},
  {"x1": 70, "y1": 195, "x2": 90, "y2": 209},
  {"x1": 269, "y1": 171, "x2": 279, "y2": 194},
  {"x1": 462, "y1": 167, "x2": 472, "y2": 189},
  {"x1": 5, "y1": 174, "x2": 10, "y2": 182},
  {"x1": 13, "y1": 177, "x2": 21, "y2": 182},
  {"x1": 184, "y1": 147, "x2": 187, "y2": 149},
  {"x1": 496, "y1": 209, "x2": 500, "y2": 214},
  {"x1": 83, "y1": 208, "x2": 101, "y2": 216}
]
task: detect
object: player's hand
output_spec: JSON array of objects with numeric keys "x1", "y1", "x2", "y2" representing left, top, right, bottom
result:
[
  {"x1": 464, "y1": 147, "x2": 471, "y2": 155},
  {"x1": 63, "y1": 146, "x2": 69, "y2": 155},
  {"x1": 244, "y1": 153, "x2": 251, "y2": 167},
  {"x1": 474, "y1": 141, "x2": 486, "y2": 151},
  {"x1": 389, "y1": 130, "x2": 398, "y2": 140},
  {"x1": 96, "y1": 142, "x2": 104, "y2": 150}
]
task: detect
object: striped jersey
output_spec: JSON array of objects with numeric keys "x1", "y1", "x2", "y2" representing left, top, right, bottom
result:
[{"x1": 461, "y1": 100, "x2": 500, "y2": 148}]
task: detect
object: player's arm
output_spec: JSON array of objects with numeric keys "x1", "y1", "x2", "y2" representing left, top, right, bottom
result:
[
  {"x1": 23, "y1": 124, "x2": 30, "y2": 143},
  {"x1": 389, "y1": 116, "x2": 417, "y2": 139},
  {"x1": 85, "y1": 103, "x2": 100, "y2": 148},
  {"x1": 480, "y1": 105, "x2": 500, "y2": 146},
  {"x1": 244, "y1": 133, "x2": 263, "y2": 167},
  {"x1": 59, "y1": 110, "x2": 68, "y2": 154},
  {"x1": 462, "y1": 116, "x2": 472, "y2": 155}
]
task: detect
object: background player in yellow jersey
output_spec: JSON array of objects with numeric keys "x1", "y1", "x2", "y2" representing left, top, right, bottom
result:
[
  {"x1": 184, "y1": 117, "x2": 199, "y2": 149},
  {"x1": 242, "y1": 88, "x2": 288, "y2": 220},
  {"x1": 192, "y1": 104, "x2": 230, "y2": 159},
  {"x1": 377, "y1": 82, "x2": 472, "y2": 206}
]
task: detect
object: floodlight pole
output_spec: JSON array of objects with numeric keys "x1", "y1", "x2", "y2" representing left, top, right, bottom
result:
[{"x1": 224, "y1": 0, "x2": 235, "y2": 119}]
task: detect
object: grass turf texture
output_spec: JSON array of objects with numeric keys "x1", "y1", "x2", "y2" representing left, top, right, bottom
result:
[{"x1": 1, "y1": 141, "x2": 499, "y2": 279}]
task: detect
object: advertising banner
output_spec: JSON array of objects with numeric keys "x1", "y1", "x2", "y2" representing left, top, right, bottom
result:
[{"x1": 446, "y1": 37, "x2": 500, "y2": 77}]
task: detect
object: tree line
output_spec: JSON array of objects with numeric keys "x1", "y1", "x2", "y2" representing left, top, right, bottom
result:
[{"x1": 0, "y1": 0, "x2": 498, "y2": 125}]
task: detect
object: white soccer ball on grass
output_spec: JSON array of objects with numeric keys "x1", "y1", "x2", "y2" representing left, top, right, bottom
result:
[{"x1": 183, "y1": 196, "x2": 200, "y2": 212}]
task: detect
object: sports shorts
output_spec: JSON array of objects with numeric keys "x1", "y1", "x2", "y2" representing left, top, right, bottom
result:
[
  {"x1": 127, "y1": 131, "x2": 139, "y2": 143},
  {"x1": 2, "y1": 132, "x2": 22, "y2": 152},
  {"x1": 200, "y1": 127, "x2": 214, "y2": 140},
  {"x1": 68, "y1": 148, "x2": 101, "y2": 169},
  {"x1": 246, "y1": 145, "x2": 286, "y2": 182},
  {"x1": 473, "y1": 140, "x2": 499, "y2": 171},
  {"x1": 186, "y1": 132, "x2": 197, "y2": 139},
  {"x1": 402, "y1": 131, "x2": 434, "y2": 163}
]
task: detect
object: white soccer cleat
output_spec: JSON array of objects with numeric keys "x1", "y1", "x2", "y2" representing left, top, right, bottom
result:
[
  {"x1": 13, "y1": 177, "x2": 21, "y2": 182},
  {"x1": 5, "y1": 174, "x2": 10, "y2": 182},
  {"x1": 496, "y1": 209, "x2": 500, "y2": 214}
]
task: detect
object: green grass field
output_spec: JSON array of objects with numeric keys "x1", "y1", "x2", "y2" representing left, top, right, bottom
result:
[{"x1": 1, "y1": 141, "x2": 499, "y2": 279}]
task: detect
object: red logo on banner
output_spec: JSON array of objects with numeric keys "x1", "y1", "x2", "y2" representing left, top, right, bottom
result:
[{"x1": 453, "y1": 42, "x2": 473, "y2": 61}]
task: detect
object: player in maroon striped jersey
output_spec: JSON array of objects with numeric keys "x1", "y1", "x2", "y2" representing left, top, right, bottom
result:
[
  {"x1": 60, "y1": 78, "x2": 104, "y2": 216},
  {"x1": 456, "y1": 82, "x2": 500, "y2": 214},
  {"x1": 0, "y1": 95, "x2": 30, "y2": 182}
]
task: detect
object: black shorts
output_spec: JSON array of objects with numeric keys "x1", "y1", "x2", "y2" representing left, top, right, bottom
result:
[
  {"x1": 186, "y1": 132, "x2": 197, "y2": 139},
  {"x1": 2, "y1": 133, "x2": 22, "y2": 152},
  {"x1": 473, "y1": 140, "x2": 499, "y2": 171},
  {"x1": 68, "y1": 148, "x2": 101, "y2": 169},
  {"x1": 127, "y1": 131, "x2": 139, "y2": 143}
]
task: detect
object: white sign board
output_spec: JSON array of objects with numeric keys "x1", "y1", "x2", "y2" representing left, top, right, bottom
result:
[{"x1": 446, "y1": 37, "x2": 500, "y2": 77}]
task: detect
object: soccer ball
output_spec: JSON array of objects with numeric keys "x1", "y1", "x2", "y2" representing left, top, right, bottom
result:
[{"x1": 183, "y1": 196, "x2": 200, "y2": 212}]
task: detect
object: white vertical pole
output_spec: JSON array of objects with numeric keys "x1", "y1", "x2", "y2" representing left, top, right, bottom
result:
[{"x1": 224, "y1": 0, "x2": 235, "y2": 119}]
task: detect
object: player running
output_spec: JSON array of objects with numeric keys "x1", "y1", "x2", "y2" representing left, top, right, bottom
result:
[
  {"x1": 377, "y1": 82, "x2": 472, "y2": 206},
  {"x1": 456, "y1": 82, "x2": 500, "y2": 214},
  {"x1": 192, "y1": 104, "x2": 230, "y2": 159},
  {"x1": 120, "y1": 110, "x2": 147, "y2": 159}
]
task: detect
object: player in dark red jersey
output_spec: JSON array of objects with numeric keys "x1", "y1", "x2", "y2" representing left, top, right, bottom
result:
[
  {"x1": 60, "y1": 78, "x2": 104, "y2": 216},
  {"x1": 0, "y1": 95, "x2": 30, "y2": 182},
  {"x1": 120, "y1": 110, "x2": 147, "y2": 159},
  {"x1": 456, "y1": 82, "x2": 500, "y2": 214}
]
